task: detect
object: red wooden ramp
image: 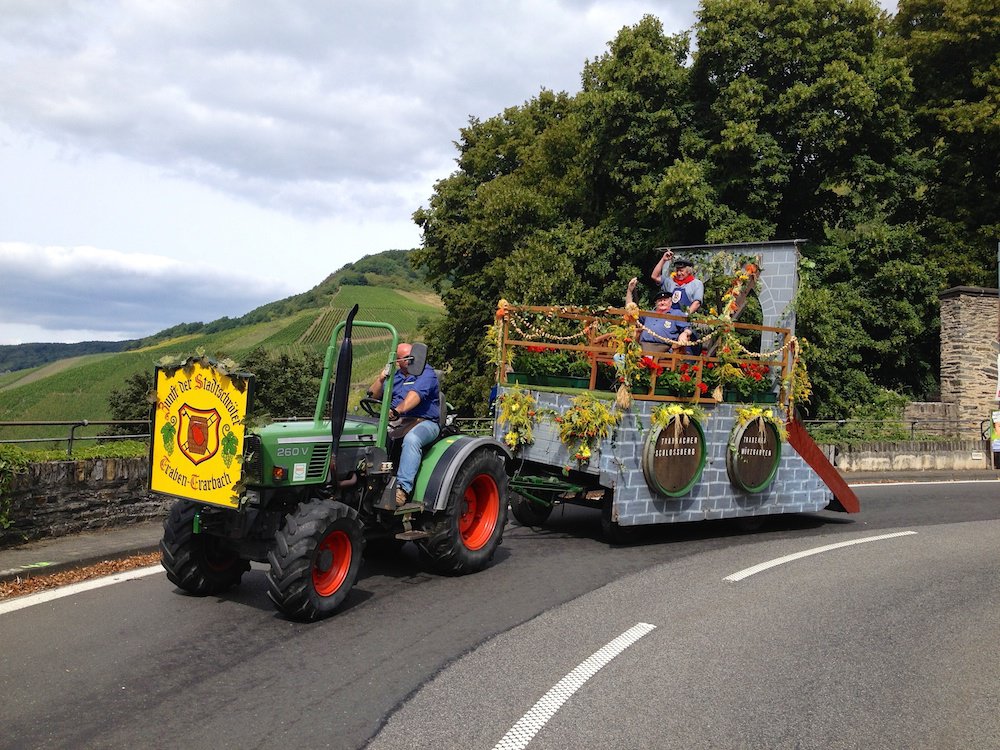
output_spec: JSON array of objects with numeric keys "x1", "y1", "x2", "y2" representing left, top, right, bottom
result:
[{"x1": 786, "y1": 414, "x2": 860, "y2": 513}]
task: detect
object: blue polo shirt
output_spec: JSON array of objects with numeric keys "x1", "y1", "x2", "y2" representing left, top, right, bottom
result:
[
  {"x1": 391, "y1": 367, "x2": 440, "y2": 421},
  {"x1": 639, "y1": 314, "x2": 673, "y2": 346}
]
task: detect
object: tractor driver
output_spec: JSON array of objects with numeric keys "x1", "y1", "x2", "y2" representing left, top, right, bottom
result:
[{"x1": 367, "y1": 343, "x2": 440, "y2": 507}]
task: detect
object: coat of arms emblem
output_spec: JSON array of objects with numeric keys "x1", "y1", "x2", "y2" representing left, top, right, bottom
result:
[{"x1": 177, "y1": 404, "x2": 221, "y2": 465}]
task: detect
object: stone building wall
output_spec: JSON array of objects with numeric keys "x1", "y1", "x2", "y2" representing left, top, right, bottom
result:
[
  {"x1": 939, "y1": 286, "x2": 999, "y2": 435},
  {"x1": 0, "y1": 458, "x2": 169, "y2": 547}
]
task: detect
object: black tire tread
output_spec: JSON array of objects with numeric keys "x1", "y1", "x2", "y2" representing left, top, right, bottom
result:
[
  {"x1": 421, "y1": 449, "x2": 509, "y2": 575},
  {"x1": 266, "y1": 499, "x2": 364, "y2": 621},
  {"x1": 160, "y1": 500, "x2": 249, "y2": 595}
]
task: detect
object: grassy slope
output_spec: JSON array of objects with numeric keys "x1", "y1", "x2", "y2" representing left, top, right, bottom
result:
[{"x1": 0, "y1": 286, "x2": 442, "y2": 437}]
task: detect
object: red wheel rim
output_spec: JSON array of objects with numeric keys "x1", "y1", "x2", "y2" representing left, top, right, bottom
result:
[
  {"x1": 459, "y1": 474, "x2": 499, "y2": 551},
  {"x1": 312, "y1": 529, "x2": 353, "y2": 596},
  {"x1": 203, "y1": 543, "x2": 238, "y2": 573}
]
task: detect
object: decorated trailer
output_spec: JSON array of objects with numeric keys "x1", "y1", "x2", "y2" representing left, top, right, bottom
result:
[{"x1": 491, "y1": 240, "x2": 858, "y2": 540}]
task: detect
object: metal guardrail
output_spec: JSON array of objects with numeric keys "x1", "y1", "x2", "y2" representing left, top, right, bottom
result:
[
  {"x1": 3, "y1": 416, "x2": 984, "y2": 457},
  {"x1": 0, "y1": 416, "x2": 496, "y2": 458},
  {"x1": 452, "y1": 417, "x2": 494, "y2": 436},
  {"x1": 0, "y1": 420, "x2": 150, "y2": 457},
  {"x1": 802, "y1": 418, "x2": 992, "y2": 441}
]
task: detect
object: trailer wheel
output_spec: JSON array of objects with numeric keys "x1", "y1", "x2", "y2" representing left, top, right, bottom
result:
[
  {"x1": 509, "y1": 493, "x2": 553, "y2": 527},
  {"x1": 421, "y1": 449, "x2": 508, "y2": 574},
  {"x1": 160, "y1": 500, "x2": 249, "y2": 595},
  {"x1": 267, "y1": 499, "x2": 364, "y2": 621},
  {"x1": 601, "y1": 495, "x2": 639, "y2": 545}
]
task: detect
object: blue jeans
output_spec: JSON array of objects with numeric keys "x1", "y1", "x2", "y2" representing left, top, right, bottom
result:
[{"x1": 397, "y1": 419, "x2": 440, "y2": 494}]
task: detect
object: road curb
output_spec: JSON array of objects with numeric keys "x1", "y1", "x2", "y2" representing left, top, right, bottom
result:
[{"x1": 0, "y1": 543, "x2": 161, "y2": 585}]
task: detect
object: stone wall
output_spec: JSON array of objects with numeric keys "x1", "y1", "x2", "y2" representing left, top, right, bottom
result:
[
  {"x1": 1, "y1": 458, "x2": 170, "y2": 548},
  {"x1": 833, "y1": 439, "x2": 991, "y2": 472},
  {"x1": 903, "y1": 401, "x2": 961, "y2": 436},
  {"x1": 939, "y1": 286, "x2": 999, "y2": 435}
]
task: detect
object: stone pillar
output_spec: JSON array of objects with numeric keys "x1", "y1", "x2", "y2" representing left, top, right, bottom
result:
[{"x1": 939, "y1": 286, "x2": 1000, "y2": 437}]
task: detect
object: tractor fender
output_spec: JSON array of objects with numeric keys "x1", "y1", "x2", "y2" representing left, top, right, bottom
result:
[{"x1": 414, "y1": 435, "x2": 512, "y2": 512}]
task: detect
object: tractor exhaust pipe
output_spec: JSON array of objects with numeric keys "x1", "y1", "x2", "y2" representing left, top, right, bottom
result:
[{"x1": 329, "y1": 304, "x2": 359, "y2": 483}]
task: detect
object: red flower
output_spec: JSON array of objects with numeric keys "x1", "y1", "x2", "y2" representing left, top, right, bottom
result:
[
  {"x1": 706, "y1": 362, "x2": 714, "y2": 369},
  {"x1": 679, "y1": 362, "x2": 688, "y2": 373},
  {"x1": 680, "y1": 373, "x2": 691, "y2": 382},
  {"x1": 639, "y1": 356, "x2": 664, "y2": 376},
  {"x1": 697, "y1": 382, "x2": 709, "y2": 394}
]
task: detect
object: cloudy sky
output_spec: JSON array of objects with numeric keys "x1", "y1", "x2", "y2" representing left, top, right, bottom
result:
[{"x1": 0, "y1": 1, "x2": 895, "y2": 346}]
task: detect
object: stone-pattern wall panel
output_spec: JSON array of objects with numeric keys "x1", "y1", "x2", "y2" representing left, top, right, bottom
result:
[{"x1": 496, "y1": 388, "x2": 831, "y2": 527}]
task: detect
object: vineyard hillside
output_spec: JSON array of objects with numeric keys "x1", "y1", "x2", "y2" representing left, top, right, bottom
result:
[{"x1": 0, "y1": 285, "x2": 443, "y2": 443}]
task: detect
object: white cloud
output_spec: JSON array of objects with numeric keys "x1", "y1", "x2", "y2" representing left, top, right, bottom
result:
[
  {"x1": 0, "y1": 242, "x2": 295, "y2": 343},
  {"x1": 1, "y1": 1, "x2": 686, "y2": 220},
  {"x1": 0, "y1": 0, "x2": 900, "y2": 346}
]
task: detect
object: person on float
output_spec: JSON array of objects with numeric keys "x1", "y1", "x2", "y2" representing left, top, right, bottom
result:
[{"x1": 651, "y1": 248, "x2": 704, "y2": 335}]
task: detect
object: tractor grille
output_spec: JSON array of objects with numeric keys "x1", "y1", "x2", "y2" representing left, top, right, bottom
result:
[
  {"x1": 243, "y1": 434, "x2": 262, "y2": 482},
  {"x1": 307, "y1": 444, "x2": 331, "y2": 480}
]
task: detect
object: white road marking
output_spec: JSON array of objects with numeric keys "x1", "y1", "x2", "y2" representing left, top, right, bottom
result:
[
  {"x1": 0, "y1": 565, "x2": 163, "y2": 615},
  {"x1": 848, "y1": 479, "x2": 999, "y2": 487},
  {"x1": 492, "y1": 622, "x2": 656, "y2": 750},
  {"x1": 724, "y1": 531, "x2": 918, "y2": 582}
]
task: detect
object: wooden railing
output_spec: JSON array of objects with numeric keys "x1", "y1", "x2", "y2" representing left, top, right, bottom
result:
[{"x1": 498, "y1": 305, "x2": 794, "y2": 404}]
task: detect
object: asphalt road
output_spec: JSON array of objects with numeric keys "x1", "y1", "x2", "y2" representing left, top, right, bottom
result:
[{"x1": 1, "y1": 481, "x2": 997, "y2": 750}]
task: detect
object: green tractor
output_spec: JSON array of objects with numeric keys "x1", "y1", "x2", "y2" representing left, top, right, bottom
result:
[{"x1": 154, "y1": 305, "x2": 510, "y2": 620}]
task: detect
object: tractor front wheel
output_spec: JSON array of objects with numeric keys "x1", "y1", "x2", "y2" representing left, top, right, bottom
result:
[
  {"x1": 160, "y1": 500, "x2": 249, "y2": 595},
  {"x1": 267, "y1": 499, "x2": 364, "y2": 621},
  {"x1": 421, "y1": 449, "x2": 508, "y2": 574}
]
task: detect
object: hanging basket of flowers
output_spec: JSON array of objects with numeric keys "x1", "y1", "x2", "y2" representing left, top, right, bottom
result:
[{"x1": 554, "y1": 393, "x2": 621, "y2": 466}]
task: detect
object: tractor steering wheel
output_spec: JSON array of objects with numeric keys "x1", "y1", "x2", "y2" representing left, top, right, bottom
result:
[{"x1": 359, "y1": 396, "x2": 382, "y2": 418}]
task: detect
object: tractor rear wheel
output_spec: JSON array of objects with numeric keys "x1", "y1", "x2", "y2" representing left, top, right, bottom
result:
[
  {"x1": 421, "y1": 449, "x2": 508, "y2": 574},
  {"x1": 160, "y1": 500, "x2": 249, "y2": 595},
  {"x1": 509, "y1": 493, "x2": 553, "y2": 527},
  {"x1": 267, "y1": 499, "x2": 364, "y2": 621}
]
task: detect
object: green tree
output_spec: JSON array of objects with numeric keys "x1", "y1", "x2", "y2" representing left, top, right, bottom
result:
[
  {"x1": 687, "y1": 0, "x2": 940, "y2": 414},
  {"x1": 239, "y1": 348, "x2": 324, "y2": 420},
  {"x1": 106, "y1": 349, "x2": 324, "y2": 432},
  {"x1": 414, "y1": 4, "x2": 955, "y2": 416},
  {"x1": 105, "y1": 371, "x2": 155, "y2": 436},
  {"x1": 690, "y1": 0, "x2": 918, "y2": 240},
  {"x1": 895, "y1": 0, "x2": 1000, "y2": 287}
]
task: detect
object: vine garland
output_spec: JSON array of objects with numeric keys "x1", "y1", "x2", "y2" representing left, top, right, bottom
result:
[{"x1": 734, "y1": 405, "x2": 788, "y2": 444}]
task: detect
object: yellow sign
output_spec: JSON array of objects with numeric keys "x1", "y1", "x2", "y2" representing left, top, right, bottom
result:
[{"x1": 151, "y1": 360, "x2": 252, "y2": 509}]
